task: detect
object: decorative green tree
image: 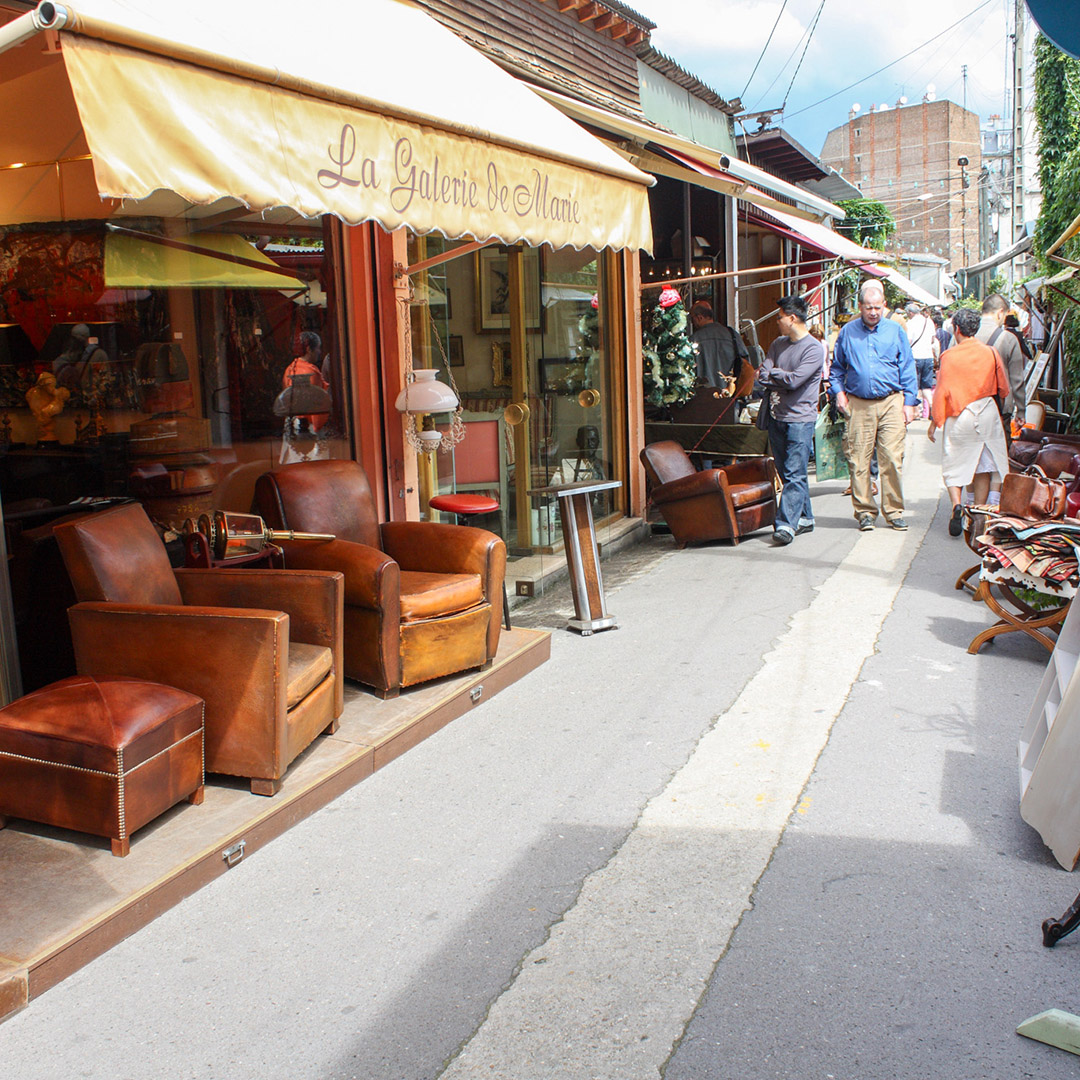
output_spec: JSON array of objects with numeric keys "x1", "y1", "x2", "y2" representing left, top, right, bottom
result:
[
  {"x1": 642, "y1": 288, "x2": 698, "y2": 407},
  {"x1": 576, "y1": 294, "x2": 601, "y2": 377}
]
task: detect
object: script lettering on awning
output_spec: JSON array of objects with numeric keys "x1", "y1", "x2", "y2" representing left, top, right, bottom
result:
[{"x1": 316, "y1": 126, "x2": 582, "y2": 230}]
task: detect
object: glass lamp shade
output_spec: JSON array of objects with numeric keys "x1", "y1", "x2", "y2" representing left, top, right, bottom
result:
[
  {"x1": 272, "y1": 373, "x2": 332, "y2": 417},
  {"x1": 395, "y1": 369, "x2": 459, "y2": 414}
]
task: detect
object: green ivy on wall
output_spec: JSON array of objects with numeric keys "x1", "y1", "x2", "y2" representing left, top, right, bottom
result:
[{"x1": 1033, "y1": 33, "x2": 1080, "y2": 422}]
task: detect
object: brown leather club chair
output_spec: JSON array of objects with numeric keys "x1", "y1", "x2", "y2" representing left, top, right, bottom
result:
[
  {"x1": 54, "y1": 502, "x2": 344, "y2": 796},
  {"x1": 640, "y1": 440, "x2": 777, "y2": 547},
  {"x1": 254, "y1": 459, "x2": 506, "y2": 698}
]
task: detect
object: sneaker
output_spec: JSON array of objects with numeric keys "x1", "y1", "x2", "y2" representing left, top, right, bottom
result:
[
  {"x1": 796, "y1": 521, "x2": 815, "y2": 535},
  {"x1": 948, "y1": 505, "x2": 963, "y2": 537},
  {"x1": 858, "y1": 514, "x2": 875, "y2": 531},
  {"x1": 889, "y1": 517, "x2": 909, "y2": 531},
  {"x1": 772, "y1": 528, "x2": 794, "y2": 546}
]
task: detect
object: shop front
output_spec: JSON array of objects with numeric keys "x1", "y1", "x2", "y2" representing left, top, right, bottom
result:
[{"x1": 0, "y1": 0, "x2": 653, "y2": 700}]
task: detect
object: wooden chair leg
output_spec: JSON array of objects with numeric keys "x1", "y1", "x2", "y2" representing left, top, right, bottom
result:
[
  {"x1": 250, "y1": 778, "x2": 282, "y2": 796},
  {"x1": 111, "y1": 837, "x2": 130, "y2": 857},
  {"x1": 324, "y1": 717, "x2": 341, "y2": 735},
  {"x1": 187, "y1": 785, "x2": 205, "y2": 805}
]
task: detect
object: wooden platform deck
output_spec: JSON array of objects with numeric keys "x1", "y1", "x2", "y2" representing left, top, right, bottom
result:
[{"x1": 0, "y1": 627, "x2": 550, "y2": 1022}]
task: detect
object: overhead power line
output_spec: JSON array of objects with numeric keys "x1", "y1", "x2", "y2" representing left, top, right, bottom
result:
[
  {"x1": 781, "y1": 0, "x2": 827, "y2": 113},
  {"x1": 785, "y1": 0, "x2": 995, "y2": 119},
  {"x1": 741, "y1": 0, "x2": 789, "y2": 100}
]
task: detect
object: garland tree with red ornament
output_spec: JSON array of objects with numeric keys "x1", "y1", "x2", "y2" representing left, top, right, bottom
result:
[{"x1": 642, "y1": 287, "x2": 698, "y2": 407}]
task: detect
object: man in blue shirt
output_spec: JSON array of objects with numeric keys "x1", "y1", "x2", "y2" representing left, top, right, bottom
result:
[{"x1": 829, "y1": 281, "x2": 919, "y2": 531}]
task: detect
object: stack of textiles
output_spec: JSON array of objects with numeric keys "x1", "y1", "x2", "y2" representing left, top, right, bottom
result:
[{"x1": 977, "y1": 515, "x2": 1080, "y2": 588}]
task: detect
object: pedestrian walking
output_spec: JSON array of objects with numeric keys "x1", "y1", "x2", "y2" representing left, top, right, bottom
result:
[
  {"x1": 904, "y1": 302, "x2": 936, "y2": 419},
  {"x1": 976, "y1": 293, "x2": 1026, "y2": 437},
  {"x1": 829, "y1": 280, "x2": 919, "y2": 532},
  {"x1": 927, "y1": 307, "x2": 1010, "y2": 536},
  {"x1": 756, "y1": 295, "x2": 822, "y2": 546}
]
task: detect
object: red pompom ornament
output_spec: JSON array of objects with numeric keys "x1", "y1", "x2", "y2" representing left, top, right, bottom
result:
[
  {"x1": 590, "y1": 293, "x2": 599, "y2": 309},
  {"x1": 658, "y1": 287, "x2": 681, "y2": 309}
]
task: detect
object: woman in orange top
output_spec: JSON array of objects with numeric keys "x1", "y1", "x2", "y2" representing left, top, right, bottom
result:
[
  {"x1": 281, "y1": 330, "x2": 330, "y2": 433},
  {"x1": 928, "y1": 307, "x2": 1010, "y2": 535}
]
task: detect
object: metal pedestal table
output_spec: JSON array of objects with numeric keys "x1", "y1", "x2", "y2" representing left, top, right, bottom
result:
[{"x1": 528, "y1": 478, "x2": 621, "y2": 635}]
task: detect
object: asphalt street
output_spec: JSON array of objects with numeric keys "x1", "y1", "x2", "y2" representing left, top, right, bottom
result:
[{"x1": 1, "y1": 428, "x2": 1077, "y2": 1079}]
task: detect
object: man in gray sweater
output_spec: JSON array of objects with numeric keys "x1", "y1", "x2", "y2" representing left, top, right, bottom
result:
[
  {"x1": 977, "y1": 293, "x2": 1026, "y2": 432},
  {"x1": 756, "y1": 294, "x2": 823, "y2": 545}
]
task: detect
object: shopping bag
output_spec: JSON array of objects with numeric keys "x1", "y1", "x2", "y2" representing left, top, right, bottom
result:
[{"x1": 813, "y1": 409, "x2": 848, "y2": 482}]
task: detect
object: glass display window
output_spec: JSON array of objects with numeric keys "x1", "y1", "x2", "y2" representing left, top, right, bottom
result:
[
  {"x1": 0, "y1": 218, "x2": 351, "y2": 529},
  {"x1": 405, "y1": 233, "x2": 620, "y2": 555}
]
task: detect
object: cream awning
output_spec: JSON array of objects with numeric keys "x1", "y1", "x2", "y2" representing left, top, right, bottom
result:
[
  {"x1": 533, "y1": 86, "x2": 843, "y2": 224},
  {"x1": 1, "y1": 0, "x2": 653, "y2": 252}
]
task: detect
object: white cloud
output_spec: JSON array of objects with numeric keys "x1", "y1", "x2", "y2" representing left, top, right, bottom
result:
[{"x1": 628, "y1": 0, "x2": 1013, "y2": 150}]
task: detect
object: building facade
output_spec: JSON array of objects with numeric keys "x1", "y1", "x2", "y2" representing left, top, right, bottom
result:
[{"x1": 820, "y1": 99, "x2": 982, "y2": 272}]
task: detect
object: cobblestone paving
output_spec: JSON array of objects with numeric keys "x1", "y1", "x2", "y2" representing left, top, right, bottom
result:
[{"x1": 507, "y1": 530, "x2": 678, "y2": 629}]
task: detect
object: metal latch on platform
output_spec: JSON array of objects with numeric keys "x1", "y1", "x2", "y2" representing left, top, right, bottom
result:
[
  {"x1": 222, "y1": 840, "x2": 246, "y2": 867},
  {"x1": 470, "y1": 685, "x2": 484, "y2": 702}
]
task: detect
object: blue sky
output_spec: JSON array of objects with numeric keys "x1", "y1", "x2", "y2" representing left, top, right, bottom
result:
[{"x1": 628, "y1": 0, "x2": 1019, "y2": 155}]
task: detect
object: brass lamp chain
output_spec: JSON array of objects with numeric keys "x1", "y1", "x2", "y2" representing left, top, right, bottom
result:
[
  {"x1": 397, "y1": 291, "x2": 423, "y2": 453},
  {"x1": 425, "y1": 304, "x2": 465, "y2": 452}
]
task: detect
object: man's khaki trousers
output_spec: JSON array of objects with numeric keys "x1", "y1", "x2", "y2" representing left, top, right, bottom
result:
[{"x1": 847, "y1": 392, "x2": 906, "y2": 521}]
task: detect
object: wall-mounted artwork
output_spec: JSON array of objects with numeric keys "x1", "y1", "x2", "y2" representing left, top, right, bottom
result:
[{"x1": 475, "y1": 247, "x2": 541, "y2": 333}]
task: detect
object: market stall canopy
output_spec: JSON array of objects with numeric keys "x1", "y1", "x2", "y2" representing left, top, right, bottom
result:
[
  {"x1": 872, "y1": 265, "x2": 945, "y2": 307},
  {"x1": 764, "y1": 207, "x2": 883, "y2": 269},
  {"x1": 531, "y1": 86, "x2": 843, "y2": 224},
  {"x1": 1047, "y1": 209, "x2": 1080, "y2": 265},
  {"x1": 956, "y1": 233, "x2": 1033, "y2": 278},
  {"x1": 0, "y1": 0, "x2": 653, "y2": 252}
]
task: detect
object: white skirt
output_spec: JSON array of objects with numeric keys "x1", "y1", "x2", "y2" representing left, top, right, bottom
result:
[{"x1": 940, "y1": 396, "x2": 1010, "y2": 487}]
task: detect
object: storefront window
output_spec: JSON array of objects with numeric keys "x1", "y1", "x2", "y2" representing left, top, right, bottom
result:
[
  {"x1": 0, "y1": 216, "x2": 350, "y2": 690},
  {"x1": 0, "y1": 218, "x2": 350, "y2": 517},
  {"x1": 406, "y1": 233, "x2": 616, "y2": 554}
]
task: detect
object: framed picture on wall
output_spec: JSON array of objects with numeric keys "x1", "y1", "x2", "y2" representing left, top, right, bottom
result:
[
  {"x1": 448, "y1": 335, "x2": 464, "y2": 367},
  {"x1": 475, "y1": 247, "x2": 542, "y2": 333},
  {"x1": 491, "y1": 342, "x2": 512, "y2": 387}
]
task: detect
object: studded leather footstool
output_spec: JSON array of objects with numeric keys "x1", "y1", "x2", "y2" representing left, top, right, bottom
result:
[{"x1": 0, "y1": 676, "x2": 204, "y2": 856}]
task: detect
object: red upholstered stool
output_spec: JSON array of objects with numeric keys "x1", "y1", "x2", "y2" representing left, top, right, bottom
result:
[
  {"x1": 429, "y1": 493, "x2": 511, "y2": 630},
  {"x1": 0, "y1": 676, "x2": 204, "y2": 856}
]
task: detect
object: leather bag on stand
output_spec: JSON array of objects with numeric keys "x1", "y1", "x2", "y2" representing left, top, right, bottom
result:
[{"x1": 1000, "y1": 465, "x2": 1068, "y2": 520}]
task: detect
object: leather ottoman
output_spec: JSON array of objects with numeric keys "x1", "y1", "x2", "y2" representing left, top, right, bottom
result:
[{"x1": 0, "y1": 675, "x2": 204, "y2": 856}]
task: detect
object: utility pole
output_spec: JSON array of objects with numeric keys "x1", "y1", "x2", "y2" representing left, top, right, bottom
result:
[
  {"x1": 962, "y1": 64, "x2": 968, "y2": 111},
  {"x1": 1012, "y1": 0, "x2": 1026, "y2": 249},
  {"x1": 959, "y1": 155, "x2": 971, "y2": 280}
]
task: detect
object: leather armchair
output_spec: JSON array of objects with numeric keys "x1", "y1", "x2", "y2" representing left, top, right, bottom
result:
[
  {"x1": 641, "y1": 440, "x2": 776, "y2": 547},
  {"x1": 254, "y1": 459, "x2": 506, "y2": 697},
  {"x1": 53, "y1": 503, "x2": 344, "y2": 795}
]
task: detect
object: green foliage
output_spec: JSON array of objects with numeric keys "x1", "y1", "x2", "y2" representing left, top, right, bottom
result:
[
  {"x1": 834, "y1": 199, "x2": 897, "y2": 250},
  {"x1": 987, "y1": 273, "x2": 1009, "y2": 296},
  {"x1": 642, "y1": 298, "x2": 698, "y2": 407},
  {"x1": 948, "y1": 296, "x2": 982, "y2": 313},
  {"x1": 1033, "y1": 33, "x2": 1080, "y2": 421},
  {"x1": 1034, "y1": 35, "x2": 1080, "y2": 269}
]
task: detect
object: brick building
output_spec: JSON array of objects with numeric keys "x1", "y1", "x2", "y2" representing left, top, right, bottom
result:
[{"x1": 820, "y1": 99, "x2": 982, "y2": 272}]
